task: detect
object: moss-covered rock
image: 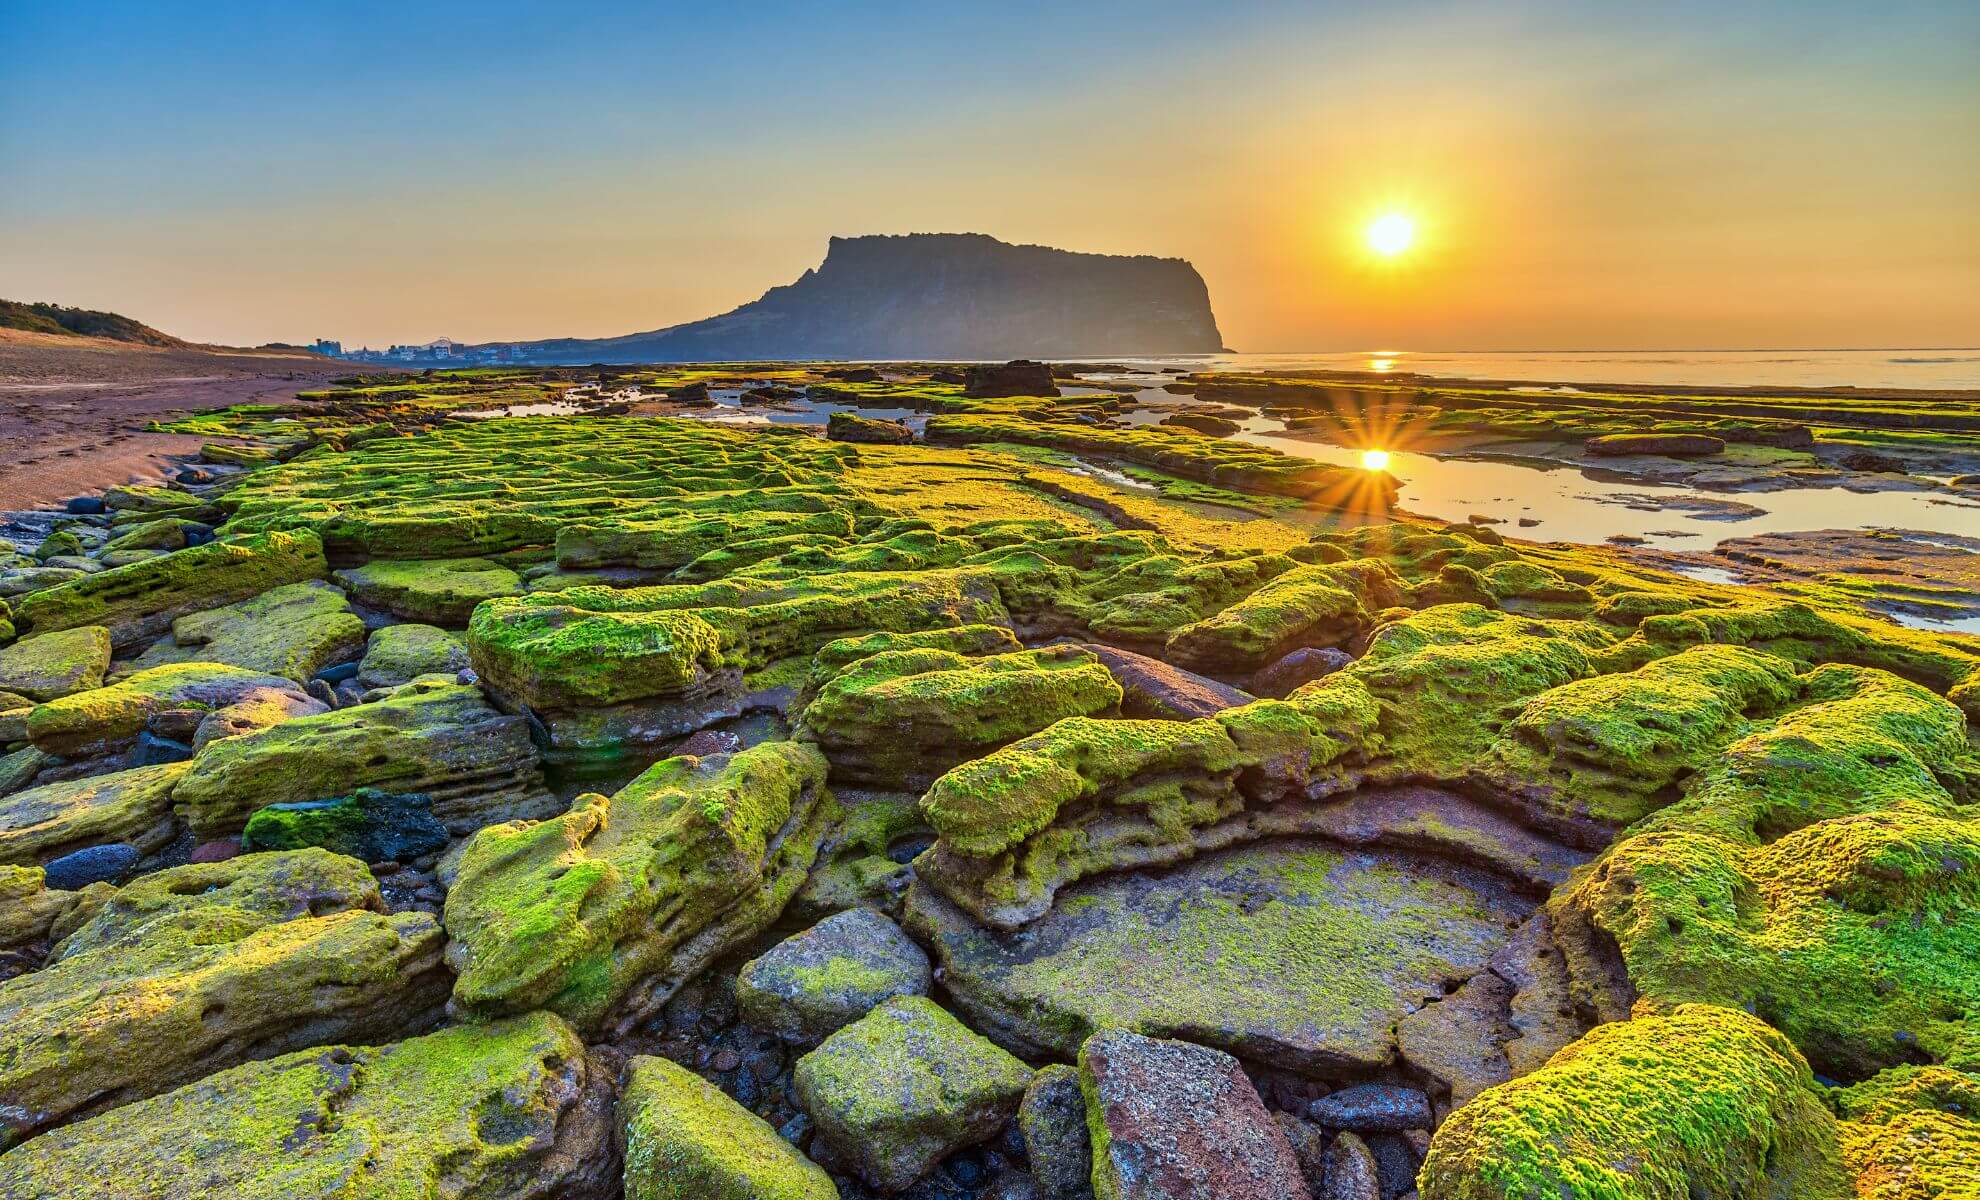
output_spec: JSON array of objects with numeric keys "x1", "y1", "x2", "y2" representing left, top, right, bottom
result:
[
  {"x1": 132, "y1": 579, "x2": 366, "y2": 682},
  {"x1": 0, "y1": 625, "x2": 111, "y2": 701},
  {"x1": 240, "y1": 788, "x2": 449, "y2": 864},
  {"x1": 26, "y1": 661, "x2": 317, "y2": 759},
  {"x1": 794, "y1": 995, "x2": 1032, "y2": 1192},
  {"x1": 49, "y1": 848, "x2": 381, "y2": 961},
  {"x1": 10, "y1": 530, "x2": 328, "y2": 648},
  {"x1": 799, "y1": 645, "x2": 1122, "y2": 788},
  {"x1": 736, "y1": 906, "x2": 932, "y2": 1044},
  {"x1": 1474, "y1": 644, "x2": 1801, "y2": 836},
  {"x1": 0, "y1": 761, "x2": 187, "y2": 865},
  {"x1": 356, "y1": 622, "x2": 470, "y2": 689},
  {"x1": 443, "y1": 742, "x2": 832, "y2": 1033},
  {"x1": 0, "y1": 1011, "x2": 618, "y2": 1198},
  {"x1": 0, "y1": 891, "x2": 447, "y2": 1148},
  {"x1": 334, "y1": 556, "x2": 525, "y2": 626},
  {"x1": 621, "y1": 1053, "x2": 837, "y2": 1200},
  {"x1": 1165, "y1": 558, "x2": 1406, "y2": 673},
  {"x1": 1417, "y1": 1005, "x2": 1849, "y2": 1200},
  {"x1": 907, "y1": 836, "x2": 1534, "y2": 1072},
  {"x1": 172, "y1": 677, "x2": 552, "y2": 837},
  {"x1": 1833, "y1": 1065, "x2": 1980, "y2": 1200},
  {"x1": 0, "y1": 864, "x2": 107, "y2": 979}
]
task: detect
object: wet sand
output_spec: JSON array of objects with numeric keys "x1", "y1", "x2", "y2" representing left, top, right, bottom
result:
[{"x1": 0, "y1": 330, "x2": 368, "y2": 508}]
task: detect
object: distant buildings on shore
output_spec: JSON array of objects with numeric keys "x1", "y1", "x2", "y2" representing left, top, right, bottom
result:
[{"x1": 318, "y1": 336, "x2": 532, "y2": 365}]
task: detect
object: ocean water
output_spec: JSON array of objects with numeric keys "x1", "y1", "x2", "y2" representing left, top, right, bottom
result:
[{"x1": 1121, "y1": 349, "x2": 1980, "y2": 392}]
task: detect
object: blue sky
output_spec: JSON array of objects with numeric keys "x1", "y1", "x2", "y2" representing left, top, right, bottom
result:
[{"x1": 4, "y1": 0, "x2": 1976, "y2": 349}]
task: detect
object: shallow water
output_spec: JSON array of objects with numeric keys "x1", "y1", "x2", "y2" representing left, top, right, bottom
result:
[{"x1": 1117, "y1": 348, "x2": 1980, "y2": 391}]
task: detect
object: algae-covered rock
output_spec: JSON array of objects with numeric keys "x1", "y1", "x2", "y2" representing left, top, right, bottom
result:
[
  {"x1": 799, "y1": 645, "x2": 1122, "y2": 788},
  {"x1": 0, "y1": 745, "x2": 46, "y2": 797},
  {"x1": 334, "y1": 555, "x2": 525, "y2": 625},
  {"x1": 0, "y1": 761, "x2": 186, "y2": 865},
  {"x1": 1165, "y1": 558, "x2": 1406, "y2": 674},
  {"x1": 26, "y1": 662, "x2": 317, "y2": 759},
  {"x1": 131, "y1": 579, "x2": 366, "y2": 681},
  {"x1": 827, "y1": 410, "x2": 914, "y2": 445},
  {"x1": 1833, "y1": 1065, "x2": 1980, "y2": 1200},
  {"x1": 241, "y1": 787, "x2": 449, "y2": 864},
  {"x1": 10, "y1": 529, "x2": 328, "y2": 648},
  {"x1": 0, "y1": 894, "x2": 447, "y2": 1148},
  {"x1": 797, "y1": 623, "x2": 1022, "y2": 708},
  {"x1": 0, "y1": 1011, "x2": 618, "y2": 1199},
  {"x1": 1079, "y1": 1028, "x2": 1312, "y2": 1200},
  {"x1": 621, "y1": 1053, "x2": 838, "y2": 1200},
  {"x1": 1474, "y1": 643, "x2": 1800, "y2": 836},
  {"x1": 736, "y1": 906, "x2": 932, "y2": 1044},
  {"x1": 794, "y1": 995, "x2": 1032, "y2": 1193},
  {"x1": 907, "y1": 837, "x2": 1533, "y2": 1072},
  {"x1": 357, "y1": 622, "x2": 470, "y2": 689},
  {"x1": 1417, "y1": 1005, "x2": 1849, "y2": 1200},
  {"x1": 49, "y1": 847, "x2": 381, "y2": 961},
  {"x1": 0, "y1": 625, "x2": 111, "y2": 701},
  {"x1": 0, "y1": 864, "x2": 106, "y2": 980},
  {"x1": 172, "y1": 677, "x2": 552, "y2": 837},
  {"x1": 444, "y1": 742, "x2": 832, "y2": 1033}
]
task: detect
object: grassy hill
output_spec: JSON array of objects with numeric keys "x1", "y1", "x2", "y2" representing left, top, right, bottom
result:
[{"x1": 0, "y1": 299, "x2": 187, "y2": 347}]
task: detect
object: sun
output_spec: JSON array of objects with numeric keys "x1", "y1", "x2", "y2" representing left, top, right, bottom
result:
[
  {"x1": 1365, "y1": 213, "x2": 1415, "y2": 257},
  {"x1": 1360, "y1": 448, "x2": 1392, "y2": 471}
]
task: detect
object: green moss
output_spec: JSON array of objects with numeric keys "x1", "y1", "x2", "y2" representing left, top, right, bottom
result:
[
  {"x1": 356, "y1": 623, "x2": 469, "y2": 688},
  {"x1": 1418, "y1": 1005, "x2": 1850, "y2": 1200},
  {"x1": 11, "y1": 530, "x2": 327, "y2": 648},
  {"x1": 132, "y1": 580, "x2": 365, "y2": 682},
  {"x1": 0, "y1": 624, "x2": 111, "y2": 701},
  {"x1": 1164, "y1": 557, "x2": 1406, "y2": 670},
  {"x1": 0, "y1": 1011, "x2": 608, "y2": 1197},
  {"x1": 468, "y1": 597, "x2": 729, "y2": 709},
  {"x1": 332, "y1": 556, "x2": 523, "y2": 625},
  {"x1": 622, "y1": 1054, "x2": 836, "y2": 1200},
  {"x1": 442, "y1": 741, "x2": 831, "y2": 1032},
  {"x1": 792, "y1": 995, "x2": 1032, "y2": 1193},
  {"x1": 0, "y1": 761, "x2": 187, "y2": 866},
  {"x1": 799, "y1": 645, "x2": 1122, "y2": 787},
  {"x1": 27, "y1": 662, "x2": 304, "y2": 758},
  {"x1": 1832, "y1": 1066, "x2": 1980, "y2": 1199}
]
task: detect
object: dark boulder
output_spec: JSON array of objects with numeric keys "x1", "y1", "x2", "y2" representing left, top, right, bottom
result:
[
  {"x1": 1307, "y1": 1083, "x2": 1433, "y2": 1134},
  {"x1": 1080, "y1": 643, "x2": 1253, "y2": 719},
  {"x1": 1583, "y1": 433, "x2": 1725, "y2": 458},
  {"x1": 964, "y1": 360, "x2": 1059, "y2": 399},
  {"x1": 1159, "y1": 412, "x2": 1240, "y2": 437},
  {"x1": 826, "y1": 411, "x2": 915, "y2": 445},
  {"x1": 240, "y1": 788, "x2": 449, "y2": 864},
  {"x1": 1248, "y1": 647, "x2": 1352, "y2": 699},
  {"x1": 43, "y1": 842, "x2": 142, "y2": 890}
]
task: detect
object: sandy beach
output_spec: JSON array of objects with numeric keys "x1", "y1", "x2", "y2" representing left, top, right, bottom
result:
[{"x1": 0, "y1": 328, "x2": 367, "y2": 508}]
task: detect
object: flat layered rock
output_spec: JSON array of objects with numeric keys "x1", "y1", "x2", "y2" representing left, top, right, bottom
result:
[
  {"x1": 736, "y1": 906, "x2": 932, "y2": 1044},
  {"x1": 1079, "y1": 642, "x2": 1253, "y2": 719},
  {"x1": 0, "y1": 1012, "x2": 617, "y2": 1199},
  {"x1": 356, "y1": 622, "x2": 470, "y2": 689},
  {"x1": 1080, "y1": 1029, "x2": 1311, "y2": 1200},
  {"x1": 0, "y1": 761, "x2": 187, "y2": 866},
  {"x1": 131, "y1": 579, "x2": 366, "y2": 682},
  {"x1": 171, "y1": 677, "x2": 552, "y2": 837},
  {"x1": 0, "y1": 625, "x2": 111, "y2": 701},
  {"x1": 10, "y1": 530, "x2": 328, "y2": 649},
  {"x1": 334, "y1": 556, "x2": 525, "y2": 626},
  {"x1": 26, "y1": 662, "x2": 319, "y2": 759},
  {"x1": 0, "y1": 873, "x2": 447, "y2": 1148},
  {"x1": 907, "y1": 837, "x2": 1533, "y2": 1073}
]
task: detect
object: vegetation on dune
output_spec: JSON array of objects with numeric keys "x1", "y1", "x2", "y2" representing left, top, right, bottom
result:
[{"x1": 0, "y1": 298, "x2": 186, "y2": 346}]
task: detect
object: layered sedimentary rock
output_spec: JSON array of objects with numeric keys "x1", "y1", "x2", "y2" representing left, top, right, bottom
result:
[
  {"x1": 26, "y1": 662, "x2": 320, "y2": 759},
  {"x1": 0, "y1": 1012, "x2": 617, "y2": 1199},
  {"x1": 334, "y1": 556, "x2": 524, "y2": 625},
  {"x1": 170, "y1": 677, "x2": 551, "y2": 837},
  {"x1": 130, "y1": 579, "x2": 366, "y2": 681},
  {"x1": 798, "y1": 644, "x2": 1122, "y2": 787},
  {"x1": 622, "y1": 1053, "x2": 837, "y2": 1200},
  {"x1": 9, "y1": 530, "x2": 327, "y2": 648},
  {"x1": 0, "y1": 850, "x2": 448, "y2": 1148},
  {"x1": 0, "y1": 761, "x2": 187, "y2": 865},
  {"x1": 907, "y1": 837, "x2": 1534, "y2": 1071},
  {"x1": 443, "y1": 742, "x2": 833, "y2": 1033}
]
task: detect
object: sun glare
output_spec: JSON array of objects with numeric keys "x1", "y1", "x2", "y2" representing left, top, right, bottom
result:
[
  {"x1": 1365, "y1": 213, "x2": 1415, "y2": 257},
  {"x1": 1360, "y1": 449, "x2": 1392, "y2": 471}
]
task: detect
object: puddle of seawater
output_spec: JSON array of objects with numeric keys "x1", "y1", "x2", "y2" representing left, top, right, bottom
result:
[{"x1": 457, "y1": 401, "x2": 591, "y2": 418}]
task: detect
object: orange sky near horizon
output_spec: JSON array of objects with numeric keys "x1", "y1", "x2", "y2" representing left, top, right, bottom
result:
[{"x1": 3, "y1": 3, "x2": 1975, "y2": 351}]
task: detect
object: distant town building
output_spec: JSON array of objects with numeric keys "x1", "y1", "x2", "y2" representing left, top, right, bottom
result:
[{"x1": 311, "y1": 339, "x2": 343, "y2": 357}]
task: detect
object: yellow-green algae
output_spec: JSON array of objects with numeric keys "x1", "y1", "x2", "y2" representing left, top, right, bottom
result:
[
  {"x1": 1417, "y1": 1005, "x2": 1850, "y2": 1200},
  {"x1": 621, "y1": 1053, "x2": 837, "y2": 1200},
  {"x1": 0, "y1": 1011, "x2": 610, "y2": 1199},
  {"x1": 442, "y1": 741, "x2": 832, "y2": 1032}
]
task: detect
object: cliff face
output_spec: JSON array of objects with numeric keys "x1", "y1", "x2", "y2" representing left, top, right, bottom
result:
[{"x1": 507, "y1": 233, "x2": 1227, "y2": 363}]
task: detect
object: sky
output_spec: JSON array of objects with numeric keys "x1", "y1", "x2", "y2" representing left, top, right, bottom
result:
[{"x1": 3, "y1": 0, "x2": 1976, "y2": 351}]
